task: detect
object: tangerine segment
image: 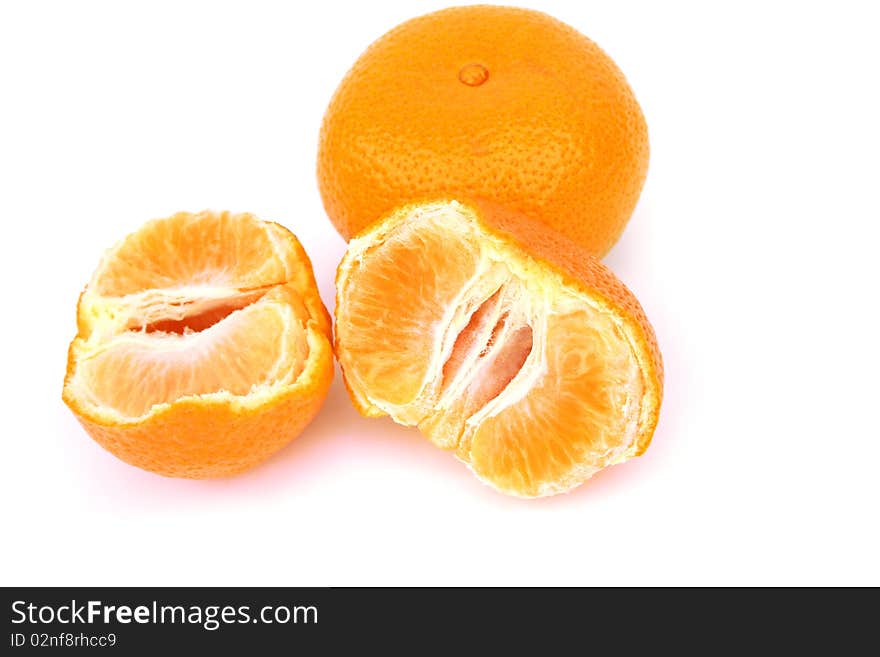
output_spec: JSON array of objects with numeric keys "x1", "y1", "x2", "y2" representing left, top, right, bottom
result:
[
  {"x1": 63, "y1": 211, "x2": 333, "y2": 478},
  {"x1": 335, "y1": 201, "x2": 662, "y2": 497},
  {"x1": 467, "y1": 311, "x2": 643, "y2": 496},
  {"x1": 89, "y1": 210, "x2": 305, "y2": 297},
  {"x1": 334, "y1": 214, "x2": 481, "y2": 410}
]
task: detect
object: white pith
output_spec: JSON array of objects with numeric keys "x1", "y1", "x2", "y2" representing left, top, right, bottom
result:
[
  {"x1": 339, "y1": 201, "x2": 648, "y2": 497},
  {"x1": 77, "y1": 284, "x2": 269, "y2": 339},
  {"x1": 67, "y1": 292, "x2": 310, "y2": 423}
]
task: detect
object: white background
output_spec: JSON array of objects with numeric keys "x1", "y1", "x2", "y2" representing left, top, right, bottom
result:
[{"x1": 1, "y1": 0, "x2": 877, "y2": 586}]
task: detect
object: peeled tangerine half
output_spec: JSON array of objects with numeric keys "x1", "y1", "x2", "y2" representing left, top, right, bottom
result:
[
  {"x1": 62, "y1": 211, "x2": 333, "y2": 478},
  {"x1": 335, "y1": 200, "x2": 663, "y2": 497}
]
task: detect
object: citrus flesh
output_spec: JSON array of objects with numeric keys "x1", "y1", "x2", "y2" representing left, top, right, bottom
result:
[
  {"x1": 335, "y1": 201, "x2": 662, "y2": 497},
  {"x1": 63, "y1": 210, "x2": 333, "y2": 478}
]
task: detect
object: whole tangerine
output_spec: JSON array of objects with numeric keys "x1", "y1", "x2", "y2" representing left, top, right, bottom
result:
[{"x1": 318, "y1": 5, "x2": 649, "y2": 256}]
